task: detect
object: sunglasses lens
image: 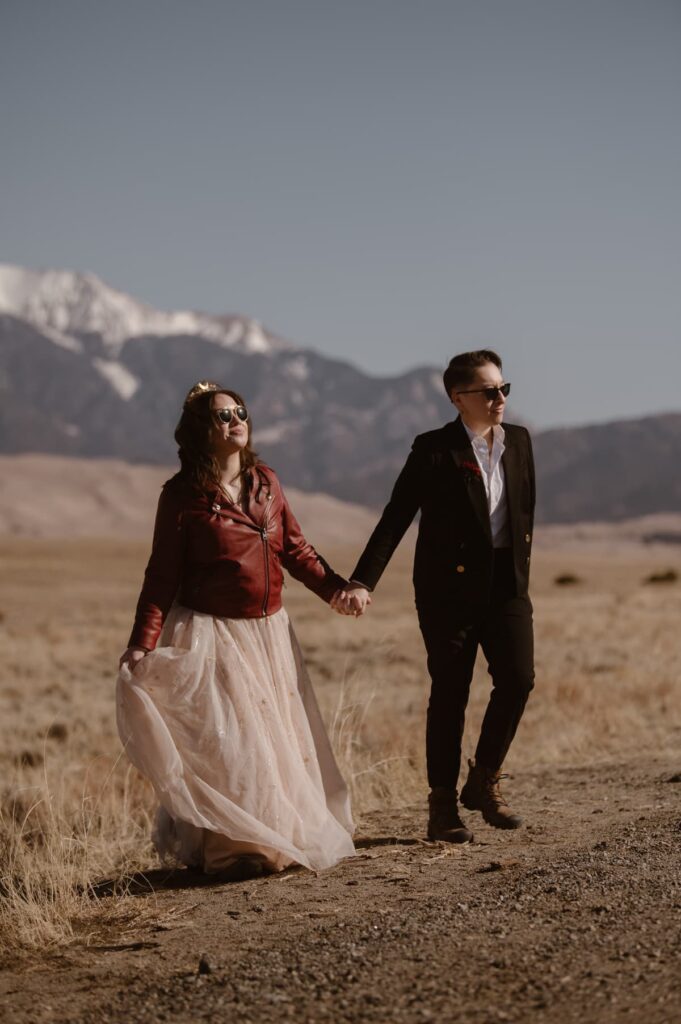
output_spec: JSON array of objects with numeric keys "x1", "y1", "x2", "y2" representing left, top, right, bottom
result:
[
  {"x1": 484, "y1": 383, "x2": 511, "y2": 400},
  {"x1": 216, "y1": 406, "x2": 248, "y2": 424}
]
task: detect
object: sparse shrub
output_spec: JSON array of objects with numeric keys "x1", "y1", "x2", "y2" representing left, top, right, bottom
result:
[
  {"x1": 14, "y1": 750, "x2": 43, "y2": 769},
  {"x1": 554, "y1": 573, "x2": 581, "y2": 586},
  {"x1": 46, "y1": 722, "x2": 68, "y2": 742},
  {"x1": 644, "y1": 569, "x2": 678, "y2": 584}
]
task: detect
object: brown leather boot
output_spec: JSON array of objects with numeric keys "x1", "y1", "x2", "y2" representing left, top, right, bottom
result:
[
  {"x1": 460, "y1": 758, "x2": 523, "y2": 829},
  {"x1": 427, "y1": 788, "x2": 473, "y2": 843}
]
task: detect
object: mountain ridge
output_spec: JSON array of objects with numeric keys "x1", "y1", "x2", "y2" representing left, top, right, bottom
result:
[{"x1": 1, "y1": 263, "x2": 679, "y2": 522}]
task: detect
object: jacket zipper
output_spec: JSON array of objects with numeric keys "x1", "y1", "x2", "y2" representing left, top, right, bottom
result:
[{"x1": 260, "y1": 493, "x2": 273, "y2": 617}]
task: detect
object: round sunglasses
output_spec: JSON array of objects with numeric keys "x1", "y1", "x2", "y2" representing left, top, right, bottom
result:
[
  {"x1": 215, "y1": 405, "x2": 249, "y2": 424},
  {"x1": 457, "y1": 382, "x2": 511, "y2": 401}
]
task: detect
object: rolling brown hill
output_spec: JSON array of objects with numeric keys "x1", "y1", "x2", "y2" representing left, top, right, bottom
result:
[{"x1": 0, "y1": 454, "x2": 382, "y2": 550}]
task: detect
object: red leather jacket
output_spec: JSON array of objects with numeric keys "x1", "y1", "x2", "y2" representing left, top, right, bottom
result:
[{"x1": 128, "y1": 464, "x2": 346, "y2": 651}]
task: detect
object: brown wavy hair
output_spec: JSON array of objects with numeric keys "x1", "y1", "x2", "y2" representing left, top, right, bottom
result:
[{"x1": 174, "y1": 387, "x2": 260, "y2": 494}]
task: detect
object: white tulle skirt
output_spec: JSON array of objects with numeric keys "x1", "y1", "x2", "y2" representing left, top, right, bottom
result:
[{"x1": 116, "y1": 605, "x2": 355, "y2": 873}]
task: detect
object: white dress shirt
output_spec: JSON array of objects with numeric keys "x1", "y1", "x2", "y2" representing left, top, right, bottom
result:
[{"x1": 462, "y1": 421, "x2": 511, "y2": 548}]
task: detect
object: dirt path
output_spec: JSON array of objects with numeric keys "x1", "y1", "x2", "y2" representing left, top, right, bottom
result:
[{"x1": 3, "y1": 756, "x2": 680, "y2": 1024}]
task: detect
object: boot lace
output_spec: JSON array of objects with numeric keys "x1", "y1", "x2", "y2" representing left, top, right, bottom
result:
[{"x1": 484, "y1": 771, "x2": 510, "y2": 807}]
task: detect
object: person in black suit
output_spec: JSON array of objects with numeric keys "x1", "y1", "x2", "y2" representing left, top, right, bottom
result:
[{"x1": 331, "y1": 349, "x2": 535, "y2": 843}]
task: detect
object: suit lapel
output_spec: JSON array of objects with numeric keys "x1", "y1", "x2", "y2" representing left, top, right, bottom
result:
[
  {"x1": 501, "y1": 429, "x2": 521, "y2": 537},
  {"x1": 447, "y1": 418, "x2": 493, "y2": 544}
]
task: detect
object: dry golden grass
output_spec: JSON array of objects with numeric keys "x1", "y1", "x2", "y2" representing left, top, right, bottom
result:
[{"x1": 1, "y1": 537, "x2": 680, "y2": 960}]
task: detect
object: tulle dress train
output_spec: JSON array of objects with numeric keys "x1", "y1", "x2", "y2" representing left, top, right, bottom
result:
[{"x1": 116, "y1": 605, "x2": 355, "y2": 873}]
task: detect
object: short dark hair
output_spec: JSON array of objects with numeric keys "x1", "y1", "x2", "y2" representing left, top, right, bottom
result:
[{"x1": 443, "y1": 349, "x2": 502, "y2": 396}]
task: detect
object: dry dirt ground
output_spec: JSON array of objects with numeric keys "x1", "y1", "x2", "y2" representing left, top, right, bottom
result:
[
  {"x1": 1, "y1": 536, "x2": 680, "y2": 1023},
  {"x1": 2, "y1": 761, "x2": 681, "y2": 1024}
]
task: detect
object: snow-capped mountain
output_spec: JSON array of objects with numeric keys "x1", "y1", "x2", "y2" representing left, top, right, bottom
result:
[
  {"x1": 0, "y1": 264, "x2": 285, "y2": 353},
  {"x1": 2, "y1": 263, "x2": 680, "y2": 519},
  {"x1": 0, "y1": 264, "x2": 287, "y2": 399},
  {"x1": 0, "y1": 263, "x2": 454, "y2": 506}
]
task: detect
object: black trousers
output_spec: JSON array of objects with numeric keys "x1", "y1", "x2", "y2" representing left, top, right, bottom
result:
[{"x1": 418, "y1": 549, "x2": 535, "y2": 790}]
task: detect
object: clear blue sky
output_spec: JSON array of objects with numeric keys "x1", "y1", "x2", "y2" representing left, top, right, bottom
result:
[{"x1": 2, "y1": 0, "x2": 680, "y2": 428}]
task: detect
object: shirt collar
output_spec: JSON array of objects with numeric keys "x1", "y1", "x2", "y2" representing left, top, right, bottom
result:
[{"x1": 462, "y1": 420, "x2": 506, "y2": 447}]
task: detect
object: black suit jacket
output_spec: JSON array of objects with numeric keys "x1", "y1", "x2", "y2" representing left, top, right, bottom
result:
[{"x1": 352, "y1": 417, "x2": 536, "y2": 613}]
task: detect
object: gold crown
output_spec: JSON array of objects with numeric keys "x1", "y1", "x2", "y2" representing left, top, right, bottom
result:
[{"x1": 184, "y1": 380, "x2": 222, "y2": 405}]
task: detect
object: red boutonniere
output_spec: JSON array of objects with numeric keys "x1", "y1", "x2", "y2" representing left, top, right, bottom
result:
[{"x1": 461, "y1": 459, "x2": 482, "y2": 480}]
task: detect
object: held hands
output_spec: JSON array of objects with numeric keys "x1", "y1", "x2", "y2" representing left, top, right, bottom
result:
[
  {"x1": 330, "y1": 582, "x2": 372, "y2": 617},
  {"x1": 119, "y1": 646, "x2": 147, "y2": 671}
]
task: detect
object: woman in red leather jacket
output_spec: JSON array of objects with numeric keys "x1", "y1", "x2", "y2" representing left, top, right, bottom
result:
[{"x1": 117, "y1": 381, "x2": 356, "y2": 880}]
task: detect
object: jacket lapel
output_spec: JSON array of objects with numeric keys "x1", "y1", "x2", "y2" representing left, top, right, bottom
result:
[
  {"x1": 247, "y1": 470, "x2": 275, "y2": 528},
  {"x1": 209, "y1": 472, "x2": 264, "y2": 530},
  {"x1": 447, "y1": 418, "x2": 493, "y2": 544}
]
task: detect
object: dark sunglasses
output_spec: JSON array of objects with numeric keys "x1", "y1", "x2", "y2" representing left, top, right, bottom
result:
[
  {"x1": 215, "y1": 405, "x2": 249, "y2": 424},
  {"x1": 457, "y1": 382, "x2": 511, "y2": 401}
]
